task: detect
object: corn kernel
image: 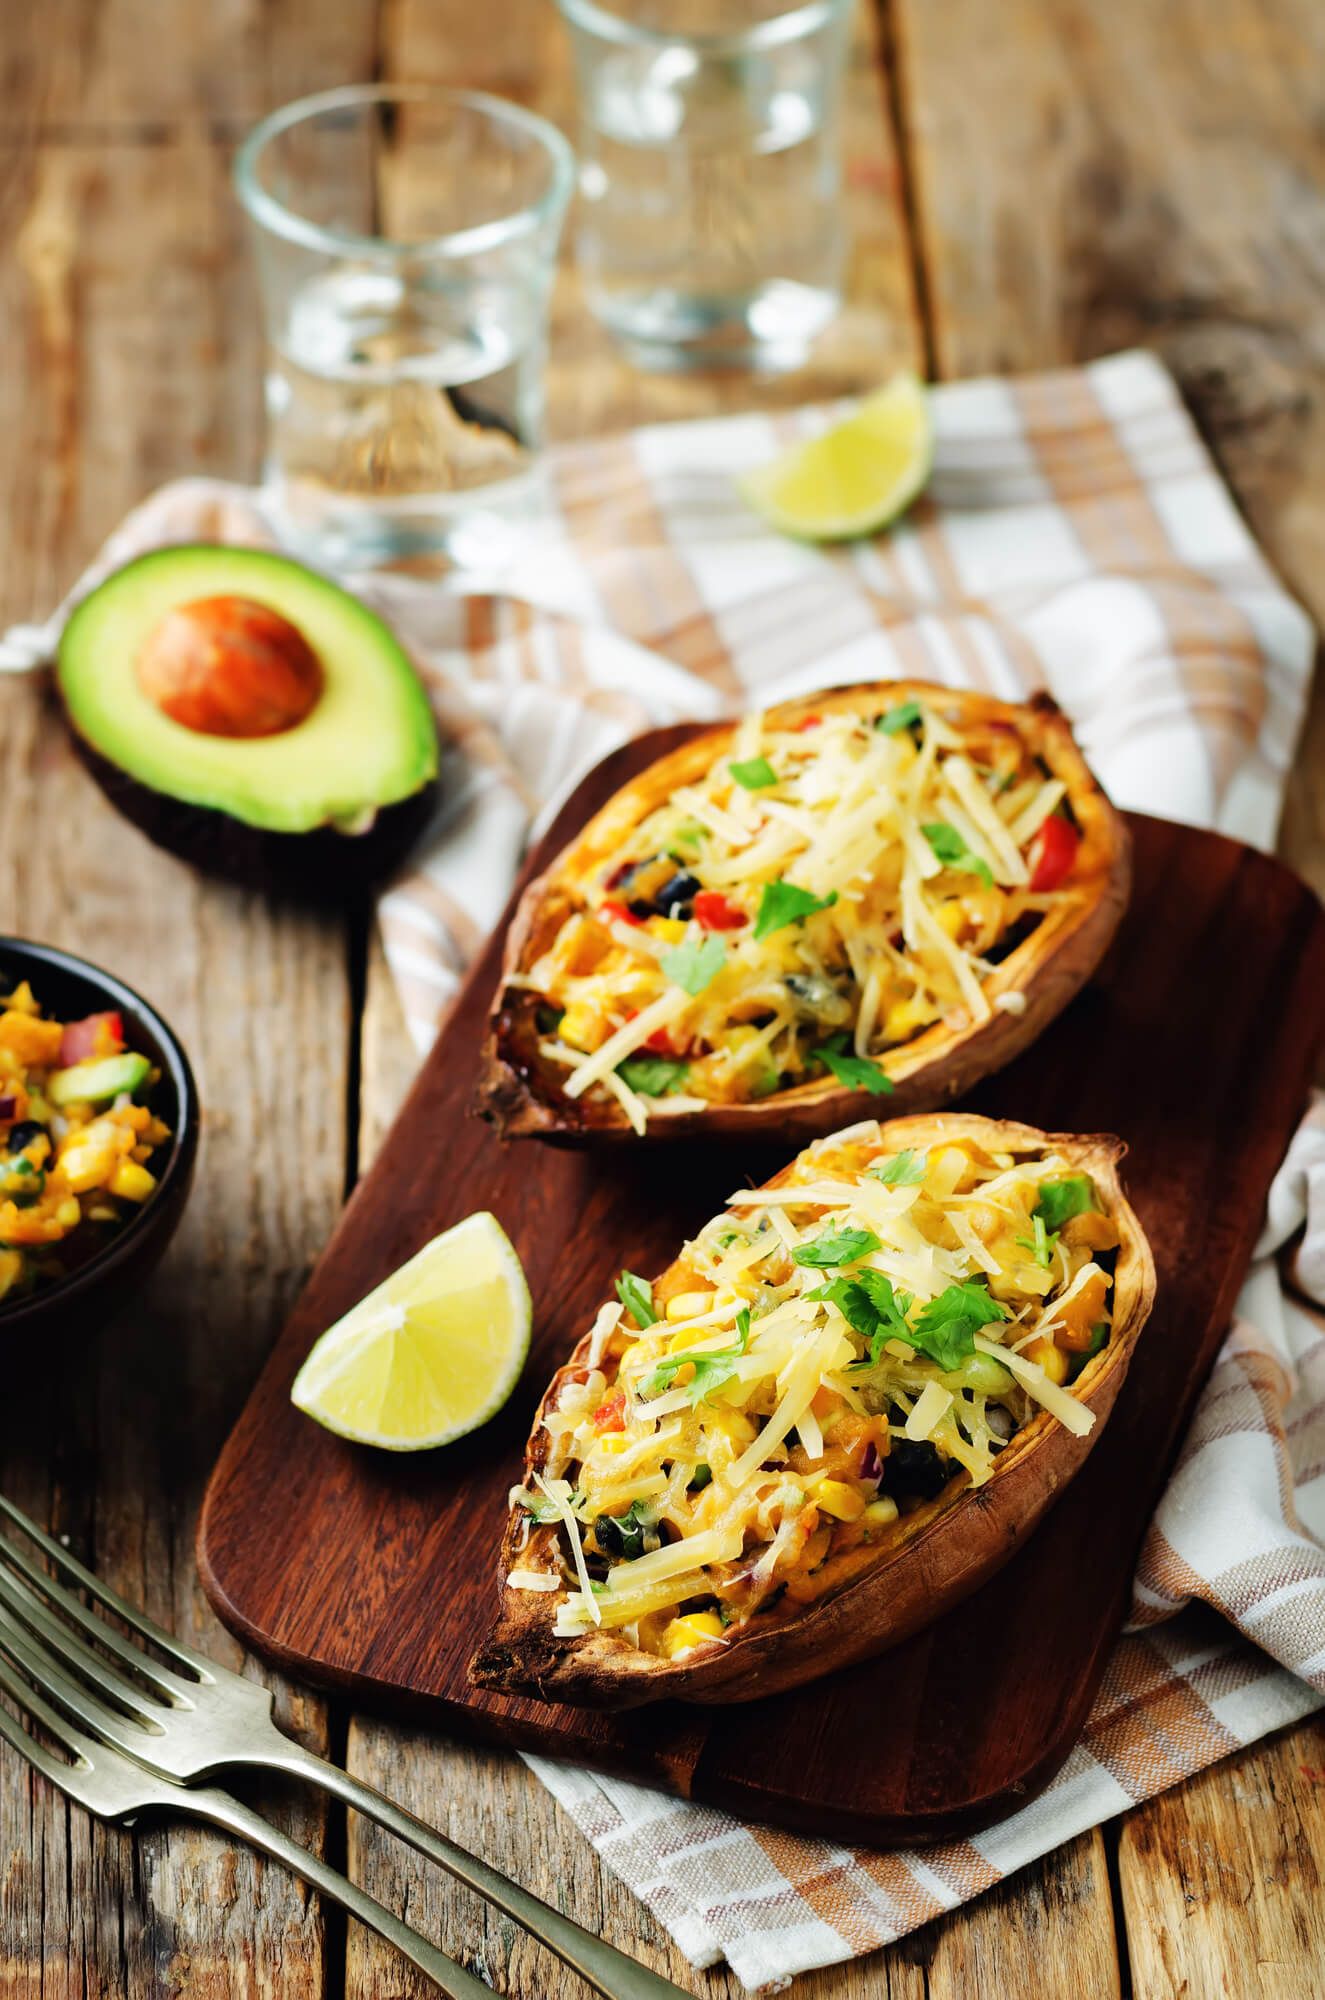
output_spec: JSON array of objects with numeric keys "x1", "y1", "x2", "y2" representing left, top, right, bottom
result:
[
  {"x1": 966, "y1": 1202, "x2": 1003, "y2": 1244},
  {"x1": 883, "y1": 996, "x2": 934, "y2": 1042},
  {"x1": 649, "y1": 917, "x2": 687, "y2": 944},
  {"x1": 594, "y1": 1434, "x2": 630, "y2": 1456},
  {"x1": 58, "y1": 1149, "x2": 112, "y2": 1194},
  {"x1": 0, "y1": 1250, "x2": 22, "y2": 1301},
  {"x1": 811, "y1": 1478, "x2": 866, "y2": 1522},
  {"x1": 558, "y1": 1003, "x2": 606, "y2": 1054},
  {"x1": 108, "y1": 1160, "x2": 157, "y2": 1203},
  {"x1": 662, "y1": 1612, "x2": 725, "y2": 1659},
  {"x1": 1024, "y1": 1335, "x2": 1070, "y2": 1384},
  {"x1": 55, "y1": 1197, "x2": 82, "y2": 1230},
  {"x1": 665, "y1": 1291, "x2": 715, "y2": 1322},
  {"x1": 935, "y1": 900, "x2": 967, "y2": 939},
  {"x1": 864, "y1": 1495, "x2": 899, "y2": 1529}
]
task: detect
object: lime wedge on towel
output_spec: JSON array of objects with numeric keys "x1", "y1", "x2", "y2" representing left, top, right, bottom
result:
[
  {"x1": 739, "y1": 373, "x2": 933, "y2": 541},
  {"x1": 291, "y1": 1213, "x2": 531, "y2": 1450}
]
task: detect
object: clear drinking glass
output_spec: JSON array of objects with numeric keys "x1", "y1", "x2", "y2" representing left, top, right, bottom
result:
[
  {"x1": 234, "y1": 86, "x2": 574, "y2": 568},
  {"x1": 557, "y1": 0, "x2": 852, "y2": 371}
]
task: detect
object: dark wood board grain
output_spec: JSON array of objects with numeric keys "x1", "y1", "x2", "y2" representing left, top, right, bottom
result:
[{"x1": 198, "y1": 727, "x2": 1325, "y2": 1846}]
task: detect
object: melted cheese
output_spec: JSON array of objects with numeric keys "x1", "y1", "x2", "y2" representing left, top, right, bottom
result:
[
  {"x1": 526, "y1": 1131, "x2": 1120, "y2": 1655},
  {"x1": 526, "y1": 697, "x2": 1082, "y2": 1123}
]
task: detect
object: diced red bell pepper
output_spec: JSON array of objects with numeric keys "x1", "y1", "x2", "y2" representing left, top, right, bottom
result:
[
  {"x1": 591, "y1": 1389, "x2": 628, "y2": 1432},
  {"x1": 59, "y1": 1011, "x2": 123, "y2": 1066},
  {"x1": 1028, "y1": 815, "x2": 1080, "y2": 892},
  {"x1": 644, "y1": 1027, "x2": 681, "y2": 1056},
  {"x1": 600, "y1": 898, "x2": 643, "y2": 928},
  {"x1": 693, "y1": 890, "x2": 748, "y2": 931},
  {"x1": 794, "y1": 713, "x2": 822, "y2": 731}
]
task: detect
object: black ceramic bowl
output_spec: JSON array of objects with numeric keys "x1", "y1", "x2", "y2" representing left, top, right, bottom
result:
[{"x1": 0, "y1": 938, "x2": 199, "y2": 1339}]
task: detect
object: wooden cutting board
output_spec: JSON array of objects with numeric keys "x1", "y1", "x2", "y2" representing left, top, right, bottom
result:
[{"x1": 198, "y1": 728, "x2": 1325, "y2": 1846}]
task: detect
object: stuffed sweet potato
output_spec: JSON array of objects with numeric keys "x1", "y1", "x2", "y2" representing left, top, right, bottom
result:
[
  {"x1": 470, "y1": 1112, "x2": 1156, "y2": 1708},
  {"x1": 478, "y1": 683, "x2": 1129, "y2": 1144}
]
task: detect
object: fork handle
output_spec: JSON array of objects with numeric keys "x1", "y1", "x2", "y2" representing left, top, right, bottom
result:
[
  {"x1": 186, "y1": 1782, "x2": 497, "y2": 2000},
  {"x1": 264, "y1": 1738, "x2": 690, "y2": 2000}
]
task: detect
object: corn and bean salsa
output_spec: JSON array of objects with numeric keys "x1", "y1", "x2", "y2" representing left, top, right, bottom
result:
[{"x1": 0, "y1": 982, "x2": 171, "y2": 1303}]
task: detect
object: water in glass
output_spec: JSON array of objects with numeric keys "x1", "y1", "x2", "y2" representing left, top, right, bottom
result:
[
  {"x1": 266, "y1": 264, "x2": 545, "y2": 565},
  {"x1": 569, "y1": 6, "x2": 849, "y2": 367}
]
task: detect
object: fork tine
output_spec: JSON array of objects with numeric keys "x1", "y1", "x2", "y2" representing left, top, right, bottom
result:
[
  {"x1": 0, "y1": 1500, "x2": 201, "y2": 1697},
  {"x1": 0, "y1": 1563, "x2": 167, "y2": 1724},
  {"x1": 0, "y1": 1626, "x2": 103, "y2": 1772},
  {"x1": 0, "y1": 1602, "x2": 149, "y2": 1762},
  {"x1": 0, "y1": 1492, "x2": 210, "y2": 1679}
]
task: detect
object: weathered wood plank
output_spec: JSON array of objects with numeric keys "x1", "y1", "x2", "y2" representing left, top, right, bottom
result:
[
  {"x1": 0, "y1": 0, "x2": 379, "y2": 135},
  {"x1": 1118, "y1": 1717, "x2": 1325, "y2": 1998},
  {"x1": 0, "y1": 137, "x2": 348, "y2": 2000}
]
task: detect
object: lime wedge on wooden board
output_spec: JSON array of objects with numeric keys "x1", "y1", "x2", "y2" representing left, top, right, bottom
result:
[
  {"x1": 739, "y1": 373, "x2": 933, "y2": 541},
  {"x1": 290, "y1": 1212, "x2": 531, "y2": 1450}
]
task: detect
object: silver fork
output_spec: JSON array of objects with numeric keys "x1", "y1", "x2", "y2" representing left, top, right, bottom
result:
[
  {"x1": 0, "y1": 1628, "x2": 506, "y2": 2000},
  {"x1": 0, "y1": 1495, "x2": 686, "y2": 2000}
]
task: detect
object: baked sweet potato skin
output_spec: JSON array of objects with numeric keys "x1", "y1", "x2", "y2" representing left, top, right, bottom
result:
[
  {"x1": 469, "y1": 1113, "x2": 1157, "y2": 1709},
  {"x1": 476, "y1": 683, "x2": 1130, "y2": 1146}
]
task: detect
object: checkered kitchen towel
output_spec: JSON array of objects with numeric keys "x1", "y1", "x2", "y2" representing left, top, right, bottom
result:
[{"x1": 5, "y1": 349, "x2": 1322, "y2": 1988}]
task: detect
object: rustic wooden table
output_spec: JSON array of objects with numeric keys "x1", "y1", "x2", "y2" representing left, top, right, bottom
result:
[{"x1": 4, "y1": 2, "x2": 1325, "y2": 1995}]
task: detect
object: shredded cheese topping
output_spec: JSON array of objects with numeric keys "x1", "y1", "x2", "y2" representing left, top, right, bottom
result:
[
  {"x1": 523, "y1": 695, "x2": 1079, "y2": 1124},
  {"x1": 515, "y1": 1124, "x2": 1122, "y2": 1654}
]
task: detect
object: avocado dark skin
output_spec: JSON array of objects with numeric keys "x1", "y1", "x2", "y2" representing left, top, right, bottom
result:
[{"x1": 68, "y1": 732, "x2": 440, "y2": 902}]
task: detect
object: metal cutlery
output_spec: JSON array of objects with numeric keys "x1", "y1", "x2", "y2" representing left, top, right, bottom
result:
[{"x1": 0, "y1": 1493, "x2": 687, "y2": 2000}]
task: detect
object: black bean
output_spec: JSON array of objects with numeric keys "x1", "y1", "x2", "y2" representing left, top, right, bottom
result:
[
  {"x1": 653, "y1": 871, "x2": 701, "y2": 918},
  {"x1": 5, "y1": 1121, "x2": 45, "y2": 1155},
  {"x1": 883, "y1": 1438, "x2": 952, "y2": 1502}
]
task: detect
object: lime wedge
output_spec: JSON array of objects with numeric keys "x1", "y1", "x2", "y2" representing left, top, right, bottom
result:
[
  {"x1": 290, "y1": 1212, "x2": 531, "y2": 1450},
  {"x1": 739, "y1": 373, "x2": 933, "y2": 541}
]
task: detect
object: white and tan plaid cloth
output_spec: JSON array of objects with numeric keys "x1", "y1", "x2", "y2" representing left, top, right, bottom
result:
[{"x1": 5, "y1": 349, "x2": 1323, "y2": 1989}]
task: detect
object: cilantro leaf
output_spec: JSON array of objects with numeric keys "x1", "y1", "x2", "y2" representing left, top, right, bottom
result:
[
  {"x1": 810, "y1": 1269, "x2": 914, "y2": 1363},
  {"x1": 908, "y1": 1280, "x2": 1009, "y2": 1371},
  {"x1": 660, "y1": 934, "x2": 727, "y2": 995},
  {"x1": 1033, "y1": 1174, "x2": 1097, "y2": 1232},
  {"x1": 876, "y1": 698, "x2": 924, "y2": 735},
  {"x1": 792, "y1": 1223, "x2": 882, "y2": 1269},
  {"x1": 729, "y1": 756, "x2": 778, "y2": 790},
  {"x1": 867, "y1": 1148, "x2": 928, "y2": 1187},
  {"x1": 810, "y1": 1031, "x2": 894, "y2": 1095},
  {"x1": 1015, "y1": 1213, "x2": 1056, "y2": 1268},
  {"x1": 642, "y1": 1308, "x2": 752, "y2": 1405},
  {"x1": 616, "y1": 1270, "x2": 658, "y2": 1327},
  {"x1": 753, "y1": 880, "x2": 838, "y2": 941},
  {"x1": 922, "y1": 822, "x2": 994, "y2": 889},
  {"x1": 616, "y1": 1054, "x2": 689, "y2": 1098}
]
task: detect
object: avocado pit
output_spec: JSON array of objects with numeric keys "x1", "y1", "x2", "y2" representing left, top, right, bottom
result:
[{"x1": 136, "y1": 594, "x2": 324, "y2": 739}]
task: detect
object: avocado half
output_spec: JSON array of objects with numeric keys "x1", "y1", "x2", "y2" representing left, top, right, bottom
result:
[{"x1": 56, "y1": 545, "x2": 440, "y2": 899}]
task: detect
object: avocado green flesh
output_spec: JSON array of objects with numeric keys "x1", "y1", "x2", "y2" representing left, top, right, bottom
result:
[
  {"x1": 57, "y1": 546, "x2": 438, "y2": 835},
  {"x1": 48, "y1": 1052, "x2": 150, "y2": 1106}
]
